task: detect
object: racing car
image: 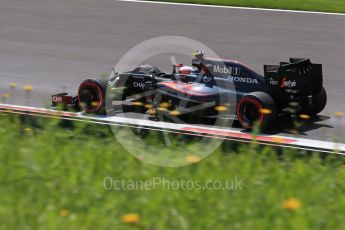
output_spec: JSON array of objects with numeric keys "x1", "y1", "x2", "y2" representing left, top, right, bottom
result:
[{"x1": 52, "y1": 51, "x2": 327, "y2": 130}]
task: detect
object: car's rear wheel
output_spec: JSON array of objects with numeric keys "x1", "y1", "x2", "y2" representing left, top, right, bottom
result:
[
  {"x1": 236, "y1": 92, "x2": 277, "y2": 131},
  {"x1": 304, "y1": 86, "x2": 327, "y2": 117},
  {"x1": 78, "y1": 78, "x2": 107, "y2": 114}
]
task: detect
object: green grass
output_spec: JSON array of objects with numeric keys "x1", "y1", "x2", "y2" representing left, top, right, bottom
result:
[
  {"x1": 1, "y1": 113, "x2": 345, "y2": 229},
  {"x1": 161, "y1": 0, "x2": 345, "y2": 13}
]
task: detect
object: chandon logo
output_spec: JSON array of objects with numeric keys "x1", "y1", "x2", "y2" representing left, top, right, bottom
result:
[{"x1": 133, "y1": 82, "x2": 145, "y2": 89}]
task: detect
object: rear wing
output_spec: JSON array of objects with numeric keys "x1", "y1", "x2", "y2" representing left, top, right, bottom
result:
[{"x1": 264, "y1": 58, "x2": 323, "y2": 95}]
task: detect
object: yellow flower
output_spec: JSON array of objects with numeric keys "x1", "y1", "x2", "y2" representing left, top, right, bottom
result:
[
  {"x1": 186, "y1": 155, "x2": 201, "y2": 164},
  {"x1": 121, "y1": 213, "x2": 140, "y2": 224},
  {"x1": 170, "y1": 110, "x2": 181, "y2": 116},
  {"x1": 335, "y1": 112, "x2": 344, "y2": 118},
  {"x1": 2, "y1": 93, "x2": 10, "y2": 99},
  {"x1": 283, "y1": 198, "x2": 301, "y2": 211},
  {"x1": 144, "y1": 104, "x2": 153, "y2": 109},
  {"x1": 24, "y1": 127, "x2": 32, "y2": 132},
  {"x1": 215, "y1": 106, "x2": 227, "y2": 112},
  {"x1": 157, "y1": 107, "x2": 167, "y2": 111},
  {"x1": 91, "y1": 101, "x2": 99, "y2": 107},
  {"x1": 59, "y1": 209, "x2": 70, "y2": 217},
  {"x1": 23, "y1": 85, "x2": 33, "y2": 92},
  {"x1": 9, "y1": 82, "x2": 17, "y2": 88},
  {"x1": 299, "y1": 114, "x2": 310, "y2": 120},
  {"x1": 132, "y1": 101, "x2": 143, "y2": 106},
  {"x1": 147, "y1": 109, "x2": 157, "y2": 116},
  {"x1": 260, "y1": 108, "x2": 272, "y2": 115},
  {"x1": 159, "y1": 102, "x2": 170, "y2": 108}
]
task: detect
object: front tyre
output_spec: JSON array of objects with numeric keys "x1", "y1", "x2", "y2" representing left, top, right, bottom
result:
[
  {"x1": 78, "y1": 78, "x2": 107, "y2": 114},
  {"x1": 236, "y1": 92, "x2": 277, "y2": 131}
]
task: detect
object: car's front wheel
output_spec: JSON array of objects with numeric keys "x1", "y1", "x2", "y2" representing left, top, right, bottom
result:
[{"x1": 78, "y1": 78, "x2": 107, "y2": 114}]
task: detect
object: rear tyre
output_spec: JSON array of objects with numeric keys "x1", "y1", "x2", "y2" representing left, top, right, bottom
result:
[
  {"x1": 236, "y1": 92, "x2": 277, "y2": 131},
  {"x1": 304, "y1": 86, "x2": 327, "y2": 116},
  {"x1": 78, "y1": 78, "x2": 107, "y2": 114}
]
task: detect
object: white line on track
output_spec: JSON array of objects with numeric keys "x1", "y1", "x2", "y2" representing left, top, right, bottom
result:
[
  {"x1": 117, "y1": 0, "x2": 345, "y2": 16},
  {"x1": 1, "y1": 103, "x2": 344, "y2": 154}
]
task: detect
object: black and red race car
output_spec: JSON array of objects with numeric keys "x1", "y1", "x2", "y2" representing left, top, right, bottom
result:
[{"x1": 52, "y1": 52, "x2": 327, "y2": 130}]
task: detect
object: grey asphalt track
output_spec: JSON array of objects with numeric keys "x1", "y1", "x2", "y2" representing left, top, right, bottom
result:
[{"x1": 0, "y1": 0, "x2": 344, "y2": 141}]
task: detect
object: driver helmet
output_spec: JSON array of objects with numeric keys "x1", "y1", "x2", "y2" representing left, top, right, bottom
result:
[{"x1": 179, "y1": 66, "x2": 198, "y2": 75}]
